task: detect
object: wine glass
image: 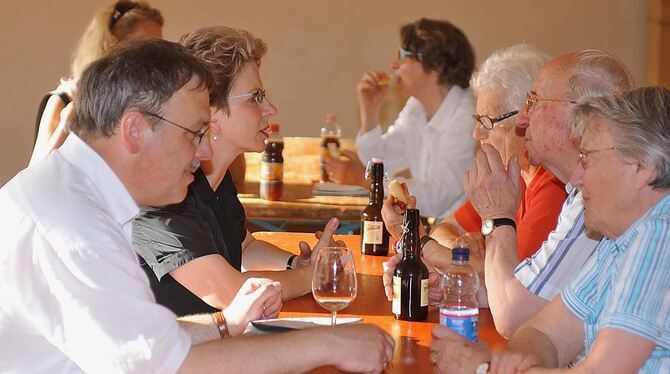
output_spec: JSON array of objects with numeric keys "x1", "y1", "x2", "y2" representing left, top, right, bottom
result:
[{"x1": 312, "y1": 246, "x2": 358, "y2": 325}]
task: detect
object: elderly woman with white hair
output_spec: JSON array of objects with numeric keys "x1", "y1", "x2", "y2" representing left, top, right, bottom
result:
[{"x1": 383, "y1": 44, "x2": 567, "y2": 271}]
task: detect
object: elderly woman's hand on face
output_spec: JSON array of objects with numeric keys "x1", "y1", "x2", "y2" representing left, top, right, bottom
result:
[
  {"x1": 463, "y1": 144, "x2": 521, "y2": 221},
  {"x1": 323, "y1": 149, "x2": 367, "y2": 187},
  {"x1": 430, "y1": 325, "x2": 492, "y2": 373}
]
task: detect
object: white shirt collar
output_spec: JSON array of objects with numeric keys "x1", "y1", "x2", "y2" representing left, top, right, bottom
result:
[
  {"x1": 58, "y1": 134, "x2": 139, "y2": 227},
  {"x1": 425, "y1": 85, "x2": 468, "y2": 131}
]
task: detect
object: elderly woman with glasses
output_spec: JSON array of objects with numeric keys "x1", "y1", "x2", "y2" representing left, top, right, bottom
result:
[
  {"x1": 324, "y1": 18, "x2": 477, "y2": 219},
  {"x1": 382, "y1": 44, "x2": 566, "y2": 283},
  {"x1": 132, "y1": 26, "x2": 342, "y2": 318},
  {"x1": 424, "y1": 44, "x2": 568, "y2": 264}
]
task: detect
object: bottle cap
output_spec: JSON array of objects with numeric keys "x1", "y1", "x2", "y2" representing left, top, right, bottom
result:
[
  {"x1": 371, "y1": 157, "x2": 384, "y2": 164},
  {"x1": 269, "y1": 123, "x2": 280, "y2": 132},
  {"x1": 452, "y1": 247, "x2": 470, "y2": 261},
  {"x1": 325, "y1": 113, "x2": 337, "y2": 121}
]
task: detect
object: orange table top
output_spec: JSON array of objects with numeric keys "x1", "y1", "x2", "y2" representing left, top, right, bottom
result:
[{"x1": 252, "y1": 232, "x2": 507, "y2": 373}]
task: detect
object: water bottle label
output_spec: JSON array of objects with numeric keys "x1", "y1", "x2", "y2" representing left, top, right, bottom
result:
[
  {"x1": 392, "y1": 276, "x2": 401, "y2": 315},
  {"x1": 362, "y1": 221, "x2": 384, "y2": 244},
  {"x1": 421, "y1": 279, "x2": 429, "y2": 307},
  {"x1": 439, "y1": 307, "x2": 479, "y2": 342},
  {"x1": 261, "y1": 162, "x2": 283, "y2": 181}
]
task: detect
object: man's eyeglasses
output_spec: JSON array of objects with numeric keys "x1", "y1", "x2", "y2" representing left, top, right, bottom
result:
[
  {"x1": 229, "y1": 89, "x2": 266, "y2": 105},
  {"x1": 472, "y1": 110, "x2": 519, "y2": 130},
  {"x1": 525, "y1": 91, "x2": 578, "y2": 112},
  {"x1": 578, "y1": 147, "x2": 618, "y2": 169},
  {"x1": 144, "y1": 112, "x2": 210, "y2": 144},
  {"x1": 397, "y1": 47, "x2": 422, "y2": 61}
]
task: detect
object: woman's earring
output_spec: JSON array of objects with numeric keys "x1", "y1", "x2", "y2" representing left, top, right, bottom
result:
[{"x1": 212, "y1": 134, "x2": 219, "y2": 141}]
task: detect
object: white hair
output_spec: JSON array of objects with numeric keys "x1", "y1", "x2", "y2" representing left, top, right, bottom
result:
[
  {"x1": 470, "y1": 43, "x2": 550, "y2": 111},
  {"x1": 567, "y1": 49, "x2": 634, "y2": 100}
]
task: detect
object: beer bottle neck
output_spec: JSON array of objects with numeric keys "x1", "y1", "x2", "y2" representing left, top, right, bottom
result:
[
  {"x1": 401, "y1": 209, "x2": 420, "y2": 259},
  {"x1": 368, "y1": 163, "x2": 384, "y2": 206}
]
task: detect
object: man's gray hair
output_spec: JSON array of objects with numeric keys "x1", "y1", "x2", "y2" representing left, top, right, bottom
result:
[
  {"x1": 567, "y1": 49, "x2": 634, "y2": 101},
  {"x1": 71, "y1": 39, "x2": 215, "y2": 139},
  {"x1": 573, "y1": 86, "x2": 670, "y2": 189},
  {"x1": 471, "y1": 43, "x2": 550, "y2": 111}
]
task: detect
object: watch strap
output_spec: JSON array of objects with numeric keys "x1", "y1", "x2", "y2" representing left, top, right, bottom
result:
[{"x1": 493, "y1": 218, "x2": 516, "y2": 232}]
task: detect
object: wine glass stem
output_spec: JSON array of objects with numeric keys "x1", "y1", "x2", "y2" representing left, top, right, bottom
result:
[{"x1": 331, "y1": 311, "x2": 337, "y2": 326}]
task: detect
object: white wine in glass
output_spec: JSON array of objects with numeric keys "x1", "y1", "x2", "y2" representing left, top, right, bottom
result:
[{"x1": 312, "y1": 246, "x2": 357, "y2": 325}]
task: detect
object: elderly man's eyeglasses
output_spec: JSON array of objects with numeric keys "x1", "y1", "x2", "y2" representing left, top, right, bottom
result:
[
  {"x1": 397, "y1": 47, "x2": 422, "y2": 61},
  {"x1": 229, "y1": 89, "x2": 266, "y2": 105},
  {"x1": 472, "y1": 110, "x2": 519, "y2": 130},
  {"x1": 144, "y1": 112, "x2": 210, "y2": 144},
  {"x1": 525, "y1": 91, "x2": 578, "y2": 112},
  {"x1": 578, "y1": 147, "x2": 618, "y2": 168}
]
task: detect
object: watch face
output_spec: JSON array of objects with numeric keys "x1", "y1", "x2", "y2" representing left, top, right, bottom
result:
[{"x1": 481, "y1": 219, "x2": 493, "y2": 236}]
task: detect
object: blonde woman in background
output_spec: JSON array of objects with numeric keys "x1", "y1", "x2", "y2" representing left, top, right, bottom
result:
[{"x1": 31, "y1": 1, "x2": 163, "y2": 164}]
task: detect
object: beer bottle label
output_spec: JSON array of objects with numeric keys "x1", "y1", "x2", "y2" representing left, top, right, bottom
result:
[
  {"x1": 392, "y1": 276, "x2": 401, "y2": 315},
  {"x1": 421, "y1": 278, "x2": 429, "y2": 307},
  {"x1": 362, "y1": 221, "x2": 384, "y2": 244},
  {"x1": 261, "y1": 162, "x2": 283, "y2": 182}
]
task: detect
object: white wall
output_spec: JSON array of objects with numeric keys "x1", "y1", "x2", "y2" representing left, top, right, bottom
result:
[{"x1": 0, "y1": 0, "x2": 648, "y2": 185}]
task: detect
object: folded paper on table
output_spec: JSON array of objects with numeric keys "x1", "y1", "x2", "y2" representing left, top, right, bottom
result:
[
  {"x1": 246, "y1": 317, "x2": 363, "y2": 335},
  {"x1": 312, "y1": 182, "x2": 368, "y2": 196}
]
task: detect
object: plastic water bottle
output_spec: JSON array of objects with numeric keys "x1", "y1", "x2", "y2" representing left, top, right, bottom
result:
[
  {"x1": 320, "y1": 113, "x2": 342, "y2": 182},
  {"x1": 439, "y1": 241, "x2": 480, "y2": 342}
]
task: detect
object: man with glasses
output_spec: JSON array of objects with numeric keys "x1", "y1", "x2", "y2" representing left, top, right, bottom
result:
[
  {"x1": 433, "y1": 86, "x2": 670, "y2": 373},
  {"x1": 447, "y1": 50, "x2": 634, "y2": 340},
  {"x1": 0, "y1": 39, "x2": 393, "y2": 373}
]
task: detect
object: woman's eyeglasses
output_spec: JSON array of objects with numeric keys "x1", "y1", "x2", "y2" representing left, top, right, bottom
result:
[
  {"x1": 397, "y1": 47, "x2": 422, "y2": 61},
  {"x1": 229, "y1": 89, "x2": 267, "y2": 105},
  {"x1": 472, "y1": 110, "x2": 519, "y2": 130}
]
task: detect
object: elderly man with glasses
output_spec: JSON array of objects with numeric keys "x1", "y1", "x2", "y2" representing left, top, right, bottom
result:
[
  {"x1": 432, "y1": 85, "x2": 670, "y2": 374},
  {"x1": 440, "y1": 49, "x2": 634, "y2": 340}
]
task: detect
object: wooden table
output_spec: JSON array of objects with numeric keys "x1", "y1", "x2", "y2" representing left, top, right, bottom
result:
[
  {"x1": 253, "y1": 232, "x2": 507, "y2": 373},
  {"x1": 240, "y1": 137, "x2": 367, "y2": 230}
]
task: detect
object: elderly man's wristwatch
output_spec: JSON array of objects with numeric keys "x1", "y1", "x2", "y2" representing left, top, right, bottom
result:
[{"x1": 481, "y1": 218, "x2": 516, "y2": 236}]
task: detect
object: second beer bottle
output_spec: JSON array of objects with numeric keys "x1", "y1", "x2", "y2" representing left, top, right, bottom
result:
[
  {"x1": 392, "y1": 208, "x2": 429, "y2": 321},
  {"x1": 361, "y1": 158, "x2": 389, "y2": 255},
  {"x1": 260, "y1": 123, "x2": 283, "y2": 201}
]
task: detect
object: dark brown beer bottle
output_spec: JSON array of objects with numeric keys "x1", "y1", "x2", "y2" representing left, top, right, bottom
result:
[
  {"x1": 392, "y1": 208, "x2": 429, "y2": 321},
  {"x1": 320, "y1": 113, "x2": 341, "y2": 182},
  {"x1": 260, "y1": 123, "x2": 283, "y2": 201},
  {"x1": 361, "y1": 158, "x2": 389, "y2": 255}
]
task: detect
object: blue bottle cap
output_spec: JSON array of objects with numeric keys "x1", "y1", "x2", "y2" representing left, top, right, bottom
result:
[{"x1": 452, "y1": 247, "x2": 470, "y2": 261}]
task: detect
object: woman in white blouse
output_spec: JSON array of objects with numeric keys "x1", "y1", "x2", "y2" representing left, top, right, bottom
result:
[{"x1": 324, "y1": 17, "x2": 477, "y2": 218}]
